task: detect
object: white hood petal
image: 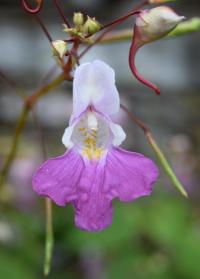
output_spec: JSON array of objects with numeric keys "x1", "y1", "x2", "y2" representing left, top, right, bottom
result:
[{"x1": 72, "y1": 60, "x2": 120, "y2": 119}]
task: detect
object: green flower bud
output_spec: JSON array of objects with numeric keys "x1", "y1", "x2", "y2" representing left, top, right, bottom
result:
[
  {"x1": 73, "y1": 12, "x2": 84, "y2": 27},
  {"x1": 52, "y1": 40, "x2": 68, "y2": 58},
  {"x1": 83, "y1": 16, "x2": 101, "y2": 35}
]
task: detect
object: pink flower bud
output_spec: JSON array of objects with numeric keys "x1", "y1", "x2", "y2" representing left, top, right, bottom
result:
[
  {"x1": 129, "y1": 6, "x2": 185, "y2": 95},
  {"x1": 135, "y1": 6, "x2": 185, "y2": 45}
]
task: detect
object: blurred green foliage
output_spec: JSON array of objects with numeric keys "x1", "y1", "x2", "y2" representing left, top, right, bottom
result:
[{"x1": 1, "y1": 189, "x2": 200, "y2": 279}]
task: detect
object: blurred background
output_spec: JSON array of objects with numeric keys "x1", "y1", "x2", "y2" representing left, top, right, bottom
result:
[{"x1": 0, "y1": 0, "x2": 200, "y2": 278}]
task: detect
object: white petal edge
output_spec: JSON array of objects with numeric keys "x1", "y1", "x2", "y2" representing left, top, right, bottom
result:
[
  {"x1": 62, "y1": 124, "x2": 75, "y2": 148},
  {"x1": 109, "y1": 122, "x2": 126, "y2": 146}
]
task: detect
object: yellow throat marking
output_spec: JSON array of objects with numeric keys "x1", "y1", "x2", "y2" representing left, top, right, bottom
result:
[{"x1": 78, "y1": 118, "x2": 104, "y2": 160}]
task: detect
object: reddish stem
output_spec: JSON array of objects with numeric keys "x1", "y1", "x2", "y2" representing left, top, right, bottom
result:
[
  {"x1": 79, "y1": 0, "x2": 148, "y2": 59},
  {"x1": 79, "y1": 26, "x2": 114, "y2": 59},
  {"x1": 129, "y1": 26, "x2": 161, "y2": 95},
  {"x1": 22, "y1": 0, "x2": 43, "y2": 14},
  {"x1": 53, "y1": 0, "x2": 71, "y2": 28},
  {"x1": 101, "y1": 10, "x2": 140, "y2": 30},
  {"x1": 120, "y1": 103, "x2": 150, "y2": 133},
  {"x1": 100, "y1": 0, "x2": 149, "y2": 31},
  {"x1": 70, "y1": 42, "x2": 80, "y2": 65},
  {"x1": 35, "y1": 14, "x2": 53, "y2": 42},
  {"x1": 79, "y1": 10, "x2": 140, "y2": 59}
]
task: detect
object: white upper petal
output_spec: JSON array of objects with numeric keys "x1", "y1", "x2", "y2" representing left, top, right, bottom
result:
[{"x1": 72, "y1": 60, "x2": 120, "y2": 119}]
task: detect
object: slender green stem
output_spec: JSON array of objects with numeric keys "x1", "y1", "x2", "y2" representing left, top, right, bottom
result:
[
  {"x1": 167, "y1": 17, "x2": 200, "y2": 37},
  {"x1": 120, "y1": 104, "x2": 188, "y2": 198},
  {"x1": 32, "y1": 108, "x2": 54, "y2": 276},
  {"x1": 27, "y1": 73, "x2": 66, "y2": 108},
  {"x1": 0, "y1": 105, "x2": 29, "y2": 186},
  {"x1": 146, "y1": 132, "x2": 188, "y2": 197},
  {"x1": 44, "y1": 198, "x2": 54, "y2": 276},
  {"x1": 96, "y1": 18, "x2": 200, "y2": 44}
]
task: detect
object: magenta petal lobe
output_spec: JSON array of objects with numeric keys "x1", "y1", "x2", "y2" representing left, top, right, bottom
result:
[
  {"x1": 105, "y1": 147, "x2": 159, "y2": 202},
  {"x1": 32, "y1": 147, "x2": 158, "y2": 232},
  {"x1": 32, "y1": 149, "x2": 84, "y2": 206},
  {"x1": 32, "y1": 146, "x2": 158, "y2": 232},
  {"x1": 73, "y1": 161, "x2": 113, "y2": 232}
]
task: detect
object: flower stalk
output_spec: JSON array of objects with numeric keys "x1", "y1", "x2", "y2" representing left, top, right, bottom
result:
[
  {"x1": 146, "y1": 132, "x2": 188, "y2": 197},
  {"x1": 129, "y1": 27, "x2": 161, "y2": 95},
  {"x1": 0, "y1": 105, "x2": 29, "y2": 187},
  {"x1": 120, "y1": 104, "x2": 188, "y2": 198},
  {"x1": 35, "y1": 14, "x2": 53, "y2": 43},
  {"x1": 44, "y1": 198, "x2": 54, "y2": 276},
  {"x1": 32, "y1": 103, "x2": 54, "y2": 277},
  {"x1": 53, "y1": 0, "x2": 71, "y2": 28},
  {"x1": 100, "y1": 10, "x2": 140, "y2": 30},
  {"x1": 96, "y1": 18, "x2": 200, "y2": 43}
]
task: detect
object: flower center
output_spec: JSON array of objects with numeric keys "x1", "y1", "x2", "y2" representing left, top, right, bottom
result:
[{"x1": 71, "y1": 111, "x2": 110, "y2": 160}]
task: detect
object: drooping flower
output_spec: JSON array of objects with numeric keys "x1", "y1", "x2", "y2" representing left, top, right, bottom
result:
[{"x1": 32, "y1": 60, "x2": 159, "y2": 232}]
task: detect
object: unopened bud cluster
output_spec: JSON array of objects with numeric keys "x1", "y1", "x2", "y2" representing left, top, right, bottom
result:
[{"x1": 64, "y1": 12, "x2": 101, "y2": 39}]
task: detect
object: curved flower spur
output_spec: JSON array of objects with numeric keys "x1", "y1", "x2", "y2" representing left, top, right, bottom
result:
[{"x1": 33, "y1": 60, "x2": 159, "y2": 232}]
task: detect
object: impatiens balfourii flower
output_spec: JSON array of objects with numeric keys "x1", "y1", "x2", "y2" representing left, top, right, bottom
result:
[{"x1": 33, "y1": 60, "x2": 159, "y2": 232}]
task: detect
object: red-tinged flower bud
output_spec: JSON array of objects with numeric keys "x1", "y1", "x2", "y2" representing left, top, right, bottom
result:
[
  {"x1": 135, "y1": 6, "x2": 185, "y2": 45},
  {"x1": 129, "y1": 6, "x2": 185, "y2": 95}
]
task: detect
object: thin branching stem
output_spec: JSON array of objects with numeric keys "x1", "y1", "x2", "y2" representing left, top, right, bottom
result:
[
  {"x1": 97, "y1": 18, "x2": 200, "y2": 43},
  {"x1": 35, "y1": 14, "x2": 53, "y2": 42},
  {"x1": 120, "y1": 104, "x2": 188, "y2": 198},
  {"x1": 53, "y1": 0, "x2": 71, "y2": 28},
  {"x1": 44, "y1": 198, "x2": 54, "y2": 276},
  {"x1": 0, "y1": 105, "x2": 29, "y2": 187},
  {"x1": 101, "y1": 10, "x2": 140, "y2": 30},
  {"x1": 79, "y1": 8, "x2": 141, "y2": 59},
  {"x1": 32, "y1": 108, "x2": 54, "y2": 276}
]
